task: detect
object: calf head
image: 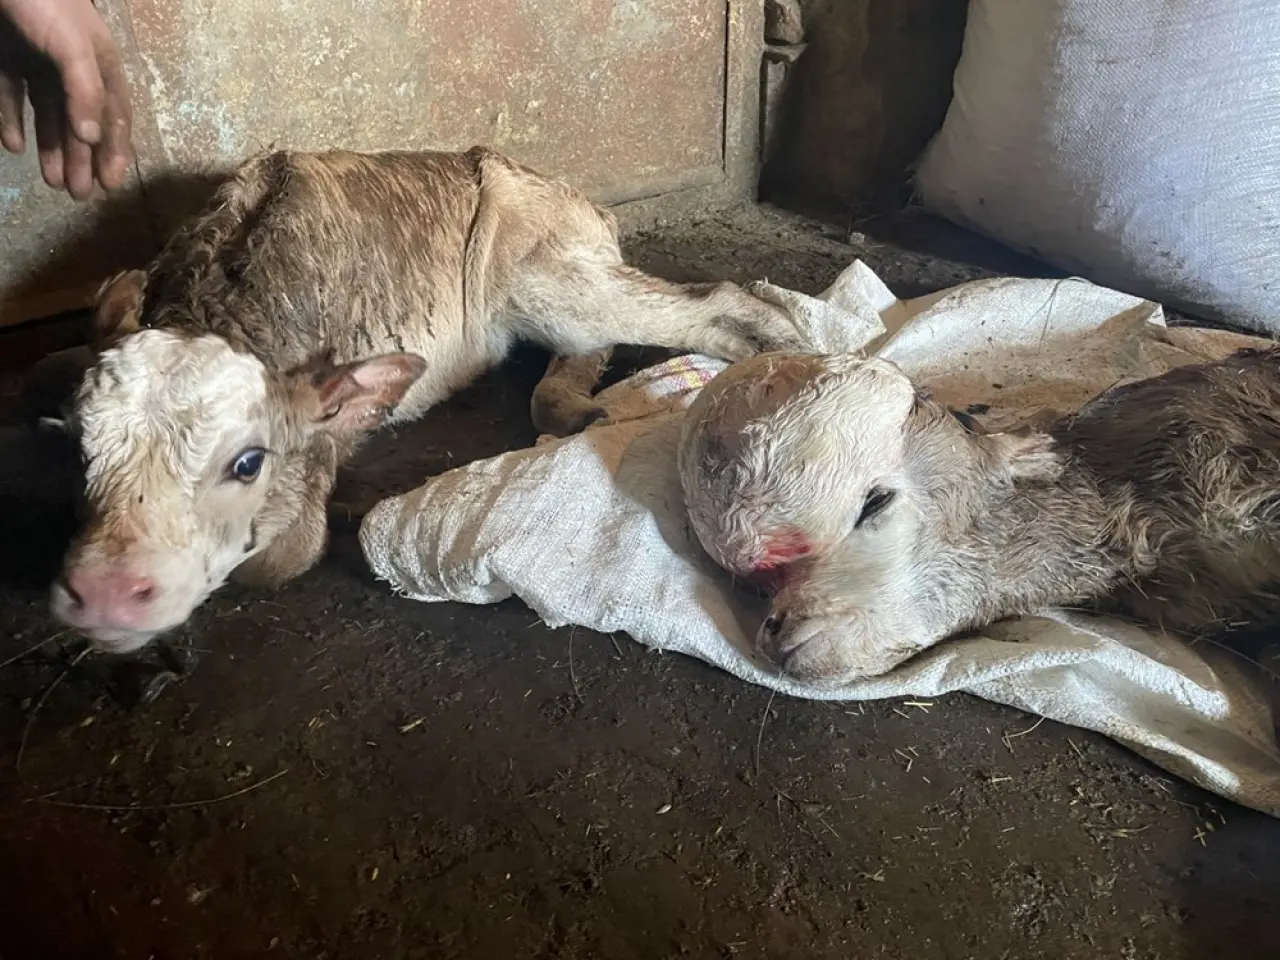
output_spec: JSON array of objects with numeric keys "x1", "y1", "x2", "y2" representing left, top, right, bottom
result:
[
  {"x1": 50, "y1": 271, "x2": 427, "y2": 653},
  {"x1": 679, "y1": 353, "x2": 1059, "y2": 685}
]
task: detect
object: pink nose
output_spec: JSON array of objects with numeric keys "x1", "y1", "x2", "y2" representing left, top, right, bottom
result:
[{"x1": 60, "y1": 567, "x2": 158, "y2": 629}]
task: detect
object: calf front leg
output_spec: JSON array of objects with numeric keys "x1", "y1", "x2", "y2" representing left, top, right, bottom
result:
[{"x1": 513, "y1": 261, "x2": 811, "y2": 362}]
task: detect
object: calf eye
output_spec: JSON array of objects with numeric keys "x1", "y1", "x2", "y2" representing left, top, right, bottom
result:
[
  {"x1": 856, "y1": 486, "x2": 896, "y2": 528},
  {"x1": 230, "y1": 447, "x2": 267, "y2": 483},
  {"x1": 950, "y1": 408, "x2": 981, "y2": 433}
]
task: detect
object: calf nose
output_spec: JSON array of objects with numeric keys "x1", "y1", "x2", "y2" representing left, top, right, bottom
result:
[{"x1": 60, "y1": 567, "x2": 157, "y2": 628}]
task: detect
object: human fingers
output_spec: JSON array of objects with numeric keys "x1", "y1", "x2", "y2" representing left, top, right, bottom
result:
[
  {"x1": 26, "y1": 0, "x2": 108, "y2": 146},
  {"x1": 63, "y1": 121, "x2": 96, "y2": 199},
  {"x1": 92, "y1": 35, "x2": 132, "y2": 190},
  {"x1": 30, "y1": 80, "x2": 66, "y2": 189},
  {"x1": 0, "y1": 70, "x2": 27, "y2": 153}
]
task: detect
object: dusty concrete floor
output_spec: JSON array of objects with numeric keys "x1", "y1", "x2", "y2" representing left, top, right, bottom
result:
[{"x1": 0, "y1": 205, "x2": 1277, "y2": 960}]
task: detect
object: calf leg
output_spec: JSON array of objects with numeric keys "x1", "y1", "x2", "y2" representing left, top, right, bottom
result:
[
  {"x1": 511, "y1": 260, "x2": 810, "y2": 362},
  {"x1": 530, "y1": 349, "x2": 613, "y2": 437}
]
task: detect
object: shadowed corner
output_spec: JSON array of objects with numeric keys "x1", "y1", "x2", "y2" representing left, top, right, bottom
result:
[
  {"x1": 1176, "y1": 792, "x2": 1280, "y2": 959},
  {"x1": 0, "y1": 425, "x2": 82, "y2": 590},
  {"x1": 4, "y1": 167, "x2": 232, "y2": 329},
  {"x1": 1157, "y1": 621, "x2": 1280, "y2": 958},
  {"x1": 0, "y1": 319, "x2": 92, "y2": 592}
]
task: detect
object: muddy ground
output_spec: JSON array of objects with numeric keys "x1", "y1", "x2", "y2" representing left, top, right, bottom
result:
[{"x1": 0, "y1": 205, "x2": 1276, "y2": 960}]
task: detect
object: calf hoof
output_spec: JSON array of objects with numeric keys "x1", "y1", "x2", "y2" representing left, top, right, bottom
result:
[{"x1": 531, "y1": 397, "x2": 610, "y2": 438}]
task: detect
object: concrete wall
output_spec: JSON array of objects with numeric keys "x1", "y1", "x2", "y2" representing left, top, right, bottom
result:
[{"x1": 763, "y1": 0, "x2": 968, "y2": 213}]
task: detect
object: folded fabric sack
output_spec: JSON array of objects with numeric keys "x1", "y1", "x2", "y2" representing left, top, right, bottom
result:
[{"x1": 915, "y1": 0, "x2": 1280, "y2": 333}]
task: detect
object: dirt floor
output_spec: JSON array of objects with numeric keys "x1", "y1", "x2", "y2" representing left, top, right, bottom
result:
[{"x1": 0, "y1": 205, "x2": 1277, "y2": 960}]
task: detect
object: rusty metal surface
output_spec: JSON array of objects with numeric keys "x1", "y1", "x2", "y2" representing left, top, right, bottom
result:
[{"x1": 121, "y1": 0, "x2": 729, "y2": 204}]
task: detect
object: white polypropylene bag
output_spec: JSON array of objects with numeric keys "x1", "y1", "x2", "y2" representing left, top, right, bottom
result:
[
  {"x1": 915, "y1": 0, "x2": 1280, "y2": 333},
  {"x1": 360, "y1": 261, "x2": 1280, "y2": 816}
]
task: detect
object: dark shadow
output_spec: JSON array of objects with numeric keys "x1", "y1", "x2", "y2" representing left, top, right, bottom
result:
[
  {"x1": 10, "y1": 169, "x2": 229, "y2": 320},
  {"x1": 1175, "y1": 799, "x2": 1280, "y2": 959},
  {"x1": 760, "y1": 0, "x2": 969, "y2": 217},
  {"x1": 854, "y1": 206, "x2": 1068, "y2": 281},
  {"x1": 0, "y1": 498, "x2": 77, "y2": 588},
  {"x1": 137, "y1": 168, "x2": 233, "y2": 245},
  {"x1": 0, "y1": 327, "x2": 90, "y2": 588},
  {"x1": 0, "y1": 420, "x2": 82, "y2": 589},
  {"x1": 1163, "y1": 625, "x2": 1280, "y2": 957}
]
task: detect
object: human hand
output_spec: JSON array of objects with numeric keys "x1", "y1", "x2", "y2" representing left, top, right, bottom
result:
[{"x1": 0, "y1": 0, "x2": 133, "y2": 200}]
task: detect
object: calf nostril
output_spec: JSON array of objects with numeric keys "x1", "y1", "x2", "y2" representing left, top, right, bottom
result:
[
  {"x1": 60, "y1": 577, "x2": 84, "y2": 608},
  {"x1": 762, "y1": 614, "x2": 785, "y2": 638},
  {"x1": 130, "y1": 579, "x2": 156, "y2": 605}
]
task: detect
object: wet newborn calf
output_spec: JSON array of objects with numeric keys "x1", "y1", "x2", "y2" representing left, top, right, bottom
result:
[
  {"x1": 50, "y1": 146, "x2": 804, "y2": 653},
  {"x1": 679, "y1": 348, "x2": 1280, "y2": 685}
]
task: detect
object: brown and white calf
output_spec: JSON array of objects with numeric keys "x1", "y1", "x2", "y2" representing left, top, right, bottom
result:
[
  {"x1": 50, "y1": 146, "x2": 805, "y2": 653},
  {"x1": 679, "y1": 348, "x2": 1280, "y2": 685}
]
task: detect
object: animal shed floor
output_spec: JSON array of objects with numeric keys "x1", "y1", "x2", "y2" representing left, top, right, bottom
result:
[{"x1": 0, "y1": 205, "x2": 1276, "y2": 960}]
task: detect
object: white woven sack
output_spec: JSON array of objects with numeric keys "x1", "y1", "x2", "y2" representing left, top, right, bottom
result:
[{"x1": 915, "y1": 0, "x2": 1280, "y2": 333}]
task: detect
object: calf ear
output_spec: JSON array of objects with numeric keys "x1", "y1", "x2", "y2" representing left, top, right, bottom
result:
[
  {"x1": 983, "y1": 430, "x2": 1062, "y2": 482},
  {"x1": 303, "y1": 353, "x2": 427, "y2": 438},
  {"x1": 91, "y1": 270, "x2": 146, "y2": 348}
]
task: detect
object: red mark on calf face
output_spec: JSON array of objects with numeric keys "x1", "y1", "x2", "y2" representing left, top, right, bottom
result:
[{"x1": 748, "y1": 528, "x2": 812, "y2": 594}]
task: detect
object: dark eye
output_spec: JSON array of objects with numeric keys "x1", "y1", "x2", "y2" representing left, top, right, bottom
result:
[
  {"x1": 230, "y1": 448, "x2": 266, "y2": 483},
  {"x1": 855, "y1": 487, "x2": 896, "y2": 528}
]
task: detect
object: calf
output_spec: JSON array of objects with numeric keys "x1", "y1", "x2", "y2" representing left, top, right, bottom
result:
[
  {"x1": 679, "y1": 348, "x2": 1280, "y2": 685},
  {"x1": 51, "y1": 146, "x2": 805, "y2": 653}
]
